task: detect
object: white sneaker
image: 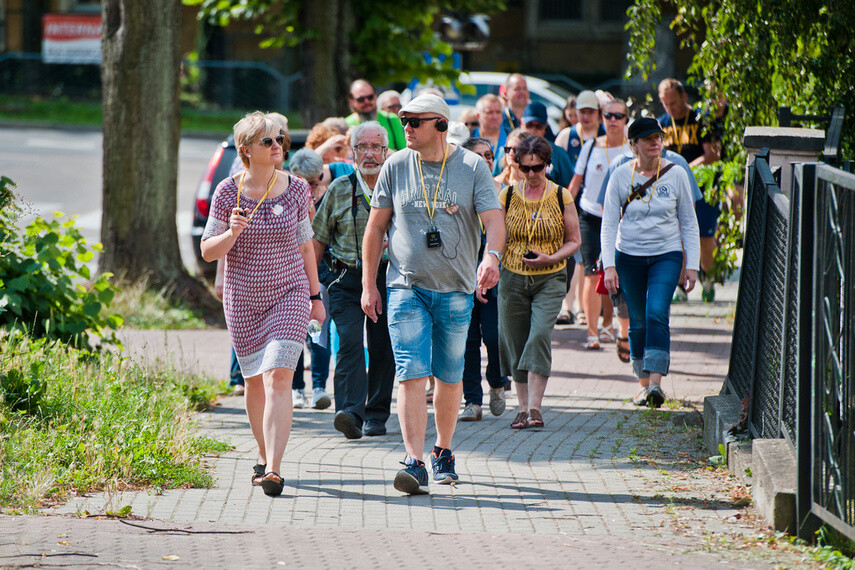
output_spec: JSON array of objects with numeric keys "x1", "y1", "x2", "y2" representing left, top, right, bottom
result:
[
  {"x1": 312, "y1": 387, "x2": 331, "y2": 410},
  {"x1": 292, "y1": 389, "x2": 306, "y2": 409}
]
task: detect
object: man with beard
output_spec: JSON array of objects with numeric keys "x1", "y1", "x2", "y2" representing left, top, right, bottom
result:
[
  {"x1": 344, "y1": 79, "x2": 407, "y2": 151},
  {"x1": 312, "y1": 121, "x2": 396, "y2": 438}
]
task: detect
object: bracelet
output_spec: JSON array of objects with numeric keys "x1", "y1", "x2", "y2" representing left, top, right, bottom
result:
[{"x1": 309, "y1": 293, "x2": 322, "y2": 301}]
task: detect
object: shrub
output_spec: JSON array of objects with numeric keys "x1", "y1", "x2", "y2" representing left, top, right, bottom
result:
[{"x1": 0, "y1": 176, "x2": 122, "y2": 350}]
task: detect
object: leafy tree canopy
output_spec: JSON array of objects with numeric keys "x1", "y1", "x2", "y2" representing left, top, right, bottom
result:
[
  {"x1": 184, "y1": 0, "x2": 506, "y2": 87},
  {"x1": 626, "y1": 0, "x2": 855, "y2": 160}
]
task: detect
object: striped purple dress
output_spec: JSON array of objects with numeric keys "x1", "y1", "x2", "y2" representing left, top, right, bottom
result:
[{"x1": 202, "y1": 174, "x2": 313, "y2": 376}]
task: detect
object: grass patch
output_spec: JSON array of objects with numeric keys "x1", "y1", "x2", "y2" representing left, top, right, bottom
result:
[
  {"x1": 0, "y1": 95, "x2": 301, "y2": 134},
  {"x1": 0, "y1": 331, "x2": 231, "y2": 513},
  {"x1": 110, "y1": 278, "x2": 208, "y2": 330}
]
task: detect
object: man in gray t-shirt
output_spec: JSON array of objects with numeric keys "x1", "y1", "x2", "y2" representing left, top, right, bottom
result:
[{"x1": 362, "y1": 94, "x2": 505, "y2": 495}]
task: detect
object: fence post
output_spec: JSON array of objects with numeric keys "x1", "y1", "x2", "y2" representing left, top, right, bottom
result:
[{"x1": 794, "y1": 163, "x2": 820, "y2": 540}]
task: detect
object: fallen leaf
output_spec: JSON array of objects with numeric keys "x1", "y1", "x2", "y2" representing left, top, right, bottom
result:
[
  {"x1": 162, "y1": 555, "x2": 180, "y2": 561},
  {"x1": 58, "y1": 541, "x2": 70, "y2": 545}
]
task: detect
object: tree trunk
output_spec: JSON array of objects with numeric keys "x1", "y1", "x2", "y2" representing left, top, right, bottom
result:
[
  {"x1": 300, "y1": 0, "x2": 353, "y2": 124},
  {"x1": 100, "y1": 0, "x2": 219, "y2": 317}
]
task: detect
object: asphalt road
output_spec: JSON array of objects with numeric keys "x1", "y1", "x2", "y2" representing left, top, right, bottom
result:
[{"x1": 0, "y1": 126, "x2": 224, "y2": 275}]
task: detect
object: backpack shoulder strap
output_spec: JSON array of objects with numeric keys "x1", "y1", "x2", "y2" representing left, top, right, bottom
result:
[
  {"x1": 556, "y1": 184, "x2": 564, "y2": 212},
  {"x1": 505, "y1": 184, "x2": 514, "y2": 211}
]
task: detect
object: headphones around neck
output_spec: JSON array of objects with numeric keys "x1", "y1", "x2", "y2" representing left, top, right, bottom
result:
[{"x1": 436, "y1": 119, "x2": 448, "y2": 132}]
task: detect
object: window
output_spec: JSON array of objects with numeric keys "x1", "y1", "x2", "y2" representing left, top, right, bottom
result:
[
  {"x1": 600, "y1": 0, "x2": 630, "y2": 22},
  {"x1": 539, "y1": 0, "x2": 582, "y2": 21}
]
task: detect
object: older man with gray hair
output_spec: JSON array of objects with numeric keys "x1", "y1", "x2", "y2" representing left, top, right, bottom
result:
[{"x1": 312, "y1": 120, "x2": 395, "y2": 439}]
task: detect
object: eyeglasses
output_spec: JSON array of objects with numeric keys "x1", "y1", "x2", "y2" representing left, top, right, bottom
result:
[
  {"x1": 525, "y1": 122, "x2": 546, "y2": 130},
  {"x1": 386, "y1": 104, "x2": 402, "y2": 113},
  {"x1": 518, "y1": 163, "x2": 546, "y2": 174},
  {"x1": 353, "y1": 143, "x2": 387, "y2": 155},
  {"x1": 400, "y1": 116, "x2": 442, "y2": 129},
  {"x1": 352, "y1": 94, "x2": 376, "y2": 103},
  {"x1": 603, "y1": 112, "x2": 627, "y2": 120},
  {"x1": 477, "y1": 151, "x2": 495, "y2": 161},
  {"x1": 259, "y1": 135, "x2": 286, "y2": 148},
  {"x1": 465, "y1": 121, "x2": 480, "y2": 128}
]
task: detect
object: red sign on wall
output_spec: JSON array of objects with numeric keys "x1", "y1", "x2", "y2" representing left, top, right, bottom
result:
[{"x1": 42, "y1": 14, "x2": 102, "y2": 64}]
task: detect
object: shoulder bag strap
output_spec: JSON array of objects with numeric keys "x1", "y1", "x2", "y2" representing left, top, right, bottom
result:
[
  {"x1": 620, "y1": 163, "x2": 676, "y2": 219},
  {"x1": 504, "y1": 184, "x2": 514, "y2": 211}
]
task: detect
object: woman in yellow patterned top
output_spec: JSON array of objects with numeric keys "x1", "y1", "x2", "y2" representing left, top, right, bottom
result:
[{"x1": 498, "y1": 136, "x2": 581, "y2": 429}]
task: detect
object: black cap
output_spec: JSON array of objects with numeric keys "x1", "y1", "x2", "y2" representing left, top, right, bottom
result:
[{"x1": 627, "y1": 117, "x2": 665, "y2": 140}]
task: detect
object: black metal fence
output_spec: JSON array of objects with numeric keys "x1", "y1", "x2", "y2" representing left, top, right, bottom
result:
[{"x1": 726, "y1": 150, "x2": 855, "y2": 541}]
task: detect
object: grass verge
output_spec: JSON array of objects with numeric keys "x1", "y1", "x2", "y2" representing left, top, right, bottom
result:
[
  {"x1": 0, "y1": 94, "x2": 302, "y2": 134},
  {"x1": 0, "y1": 331, "x2": 231, "y2": 513},
  {"x1": 110, "y1": 277, "x2": 208, "y2": 330}
]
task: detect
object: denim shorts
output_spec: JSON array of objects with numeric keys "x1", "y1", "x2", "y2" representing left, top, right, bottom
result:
[{"x1": 386, "y1": 286, "x2": 474, "y2": 384}]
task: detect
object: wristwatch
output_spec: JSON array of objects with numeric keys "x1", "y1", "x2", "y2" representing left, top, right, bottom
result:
[
  {"x1": 309, "y1": 293, "x2": 322, "y2": 301},
  {"x1": 487, "y1": 249, "x2": 503, "y2": 263}
]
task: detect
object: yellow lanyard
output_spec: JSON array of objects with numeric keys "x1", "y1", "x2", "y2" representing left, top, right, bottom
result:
[
  {"x1": 522, "y1": 180, "x2": 550, "y2": 244},
  {"x1": 669, "y1": 112, "x2": 690, "y2": 154},
  {"x1": 237, "y1": 170, "x2": 277, "y2": 221},
  {"x1": 629, "y1": 159, "x2": 662, "y2": 204},
  {"x1": 416, "y1": 145, "x2": 449, "y2": 222},
  {"x1": 603, "y1": 137, "x2": 626, "y2": 165}
]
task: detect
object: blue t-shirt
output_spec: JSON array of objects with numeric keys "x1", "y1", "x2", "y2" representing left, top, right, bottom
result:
[{"x1": 564, "y1": 123, "x2": 606, "y2": 172}]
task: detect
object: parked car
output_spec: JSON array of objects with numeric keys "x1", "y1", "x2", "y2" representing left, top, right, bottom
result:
[
  {"x1": 404, "y1": 72, "x2": 574, "y2": 132},
  {"x1": 191, "y1": 130, "x2": 307, "y2": 281}
]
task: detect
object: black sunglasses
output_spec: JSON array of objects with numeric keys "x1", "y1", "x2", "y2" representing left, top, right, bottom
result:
[
  {"x1": 603, "y1": 112, "x2": 627, "y2": 120},
  {"x1": 352, "y1": 94, "x2": 375, "y2": 103},
  {"x1": 503, "y1": 146, "x2": 515, "y2": 154},
  {"x1": 400, "y1": 116, "x2": 442, "y2": 128},
  {"x1": 518, "y1": 163, "x2": 546, "y2": 174},
  {"x1": 260, "y1": 135, "x2": 286, "y2": 148},
  {"x1": 465, "y1": 121, "x2": 480, "y2": 128}
]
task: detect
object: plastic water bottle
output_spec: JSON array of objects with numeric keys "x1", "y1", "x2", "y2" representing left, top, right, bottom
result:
[{"x1": 307, "y1": 319, "x2": 322, "y2": 344}]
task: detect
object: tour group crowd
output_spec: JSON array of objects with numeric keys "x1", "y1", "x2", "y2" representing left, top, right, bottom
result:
[{"x1": 200, "y1": 74, "x2": 727, "y2": 497}]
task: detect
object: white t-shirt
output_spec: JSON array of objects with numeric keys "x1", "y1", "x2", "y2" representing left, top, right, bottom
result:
[
  {"x1": 600, "y1": 159, "x2": 700, "y2": 270},
  {"x1": 574, "y1": 139, "x2": 631, "y2": 216}
]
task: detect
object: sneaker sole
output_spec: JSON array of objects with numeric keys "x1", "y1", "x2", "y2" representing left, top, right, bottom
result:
[
  {"x1": 647, "y1": 390, "x2": 665, "y2": 408},
  {"x1": 393, "y1": 471, "x2": 429, "y2": 495},
  {"x1": 334, "y1": 412, "x2": 363, "y2": 439},
  {"x1": 312, "y1": 394, "x2": 331, "y2": 410},
  {"x1": 434, "y1": 474, "x2": 459, "y2": 485},
  {"x1": 459, "y1": 414, "x2": 481, "y2": 422}
]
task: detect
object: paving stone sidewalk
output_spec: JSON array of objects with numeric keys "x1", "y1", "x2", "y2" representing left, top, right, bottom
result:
[{"x1": 1, "y1": 283, "x2": 815, "y2": 568}]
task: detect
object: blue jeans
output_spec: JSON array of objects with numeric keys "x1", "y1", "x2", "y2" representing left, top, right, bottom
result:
[
  {"x1": 615, "y1": 250, "x2": 682, "y2": 378},
  {"x1": 386, "y1": 286, "x2": 474, "y2": 384},
  {"x1": 291, "y1": 336, "x2": 330, "y2": 391},
  {"x1": 462, "y1": 287, "x2": 506, "y2": 406},
  {"x1": 229, "y1": 347, "x2": 244, "y2": 386}
]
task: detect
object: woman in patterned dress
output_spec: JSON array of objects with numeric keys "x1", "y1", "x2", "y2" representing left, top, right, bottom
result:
[{"x1": 201, "y1": 111, "x2": 325, "y2": 497}]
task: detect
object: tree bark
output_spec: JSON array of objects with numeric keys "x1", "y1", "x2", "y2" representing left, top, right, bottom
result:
[
  {"x1": 100, "y1": 0, "x2": 219, "y2": 317},
  {"x1": 299, "y1": 0, "x2": 353, "y2": 124}
]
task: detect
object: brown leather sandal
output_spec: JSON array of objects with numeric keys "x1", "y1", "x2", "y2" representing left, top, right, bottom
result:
[
  {"x1": 616, "y1": 336, "x2": 631, "y2": 363},
  {"x1": 510, "y1": 411, "x2": 529, "y2": 429},
  {"x1": 527, "y1": 409, "x2": 544, "y2": 428}
]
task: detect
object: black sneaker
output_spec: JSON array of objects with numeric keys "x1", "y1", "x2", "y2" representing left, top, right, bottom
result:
[
  {"x1": 363, "y1": 420, "x2": 386, "y2": 436},
  {"x1": 647, "y1": 384, "x2": 665, "y2": 408},
  {"x1": 430, "y1": 448, "x2": 459, "y2": 484},
  {"x1": 334, "y1": 410, "x2": 363, "y2": 439},
  {"x1": 394, "y1": 457, "x2": 429, "y2": 495}
]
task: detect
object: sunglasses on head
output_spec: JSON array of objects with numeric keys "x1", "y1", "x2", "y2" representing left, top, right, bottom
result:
[
  {"x1": 518, "y1": 163, "x2": 546, "y2": 174},
  {"x1": 400, "y1": 116, "x2": 442, "y2": 128},
  {"x1": 603, "y1": 112, "x2": 627, "y2": 120},
  {"x1": 352, "y1": 94, "x2": 375, "y2": 103},
  {"x1": 260, "y1": 135, "x2": 286, "y2": 148}
]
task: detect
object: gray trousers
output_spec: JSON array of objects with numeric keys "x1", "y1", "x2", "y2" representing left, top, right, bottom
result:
[{"x1": 498, "y1": 268, "x2": 566, "y2": 382}]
